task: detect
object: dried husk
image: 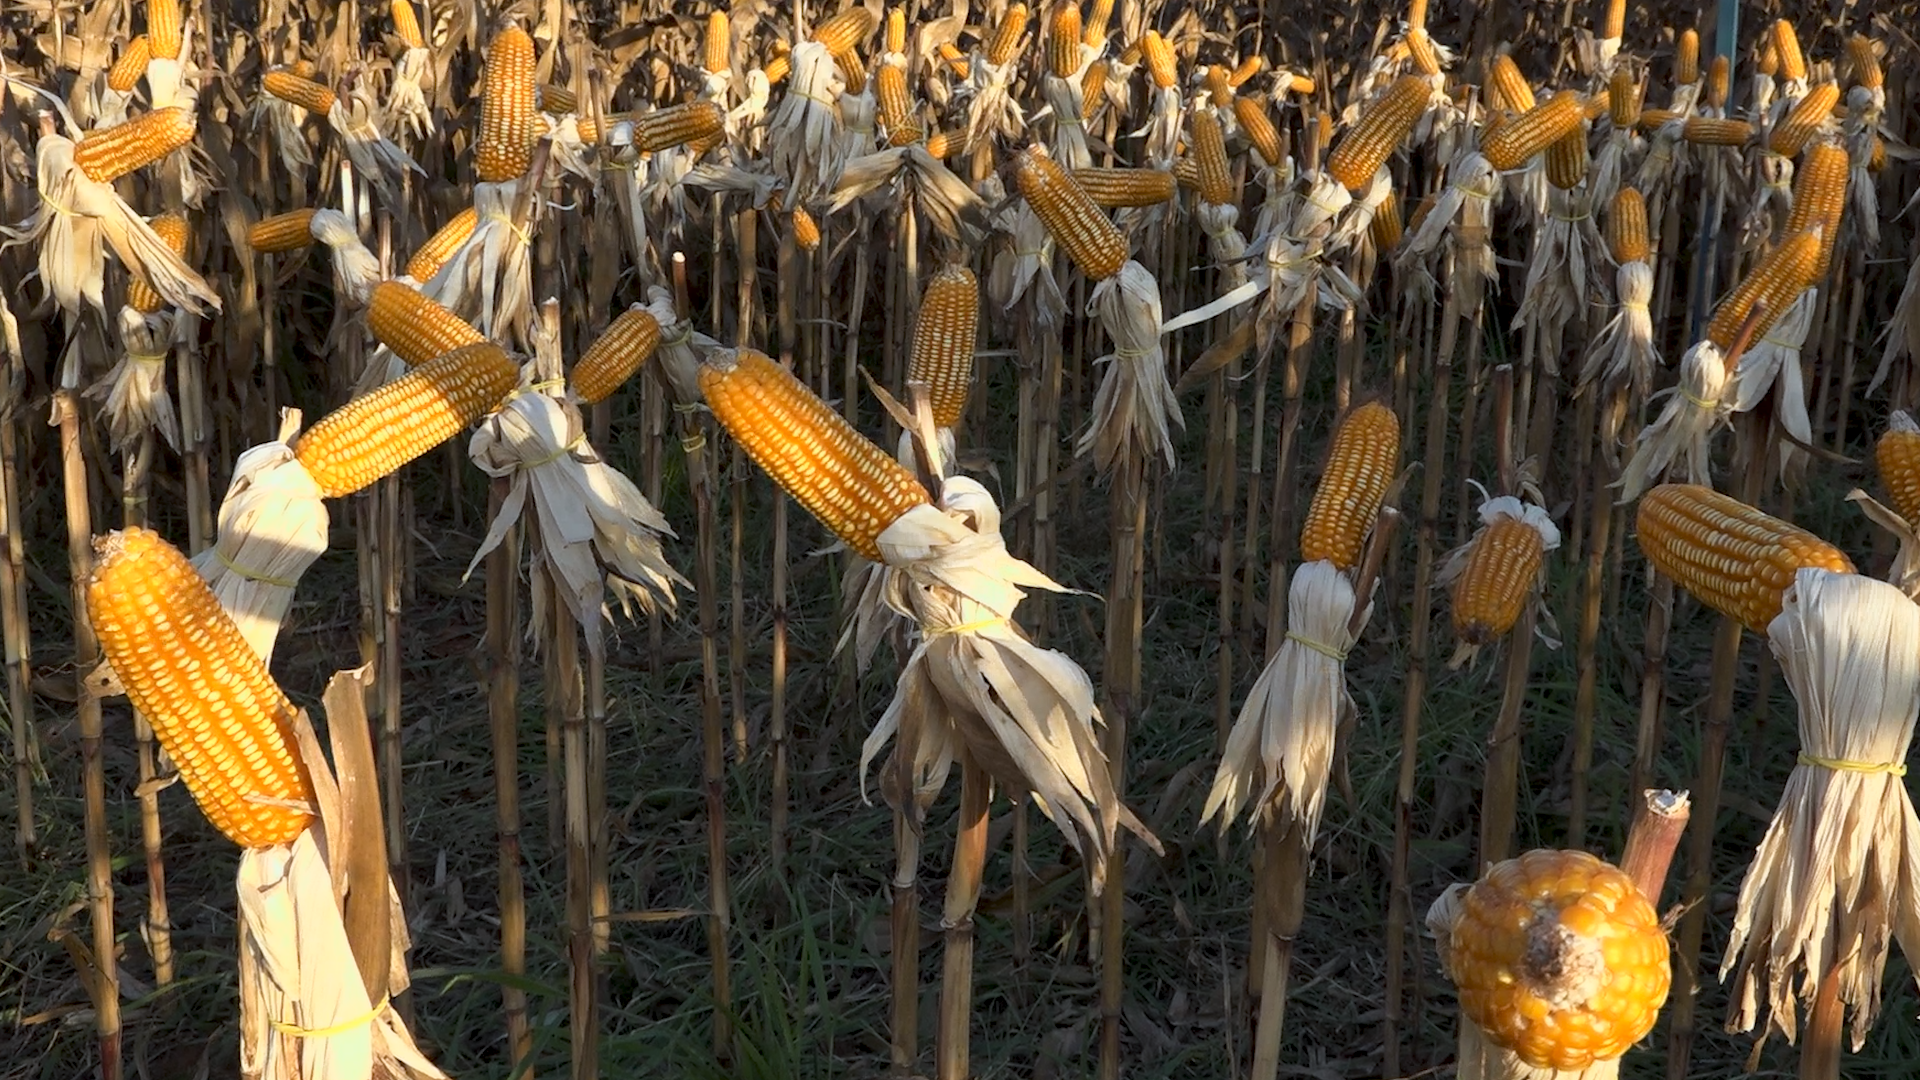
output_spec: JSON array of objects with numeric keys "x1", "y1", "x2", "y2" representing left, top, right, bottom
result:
[
  {"x1": 254, "y1": 81, "x2": 316, "y2": 174},
  {"x1": 1514, "y1": 186, "x2": 1604, "y2": 364},
  {"x1": 957, "y1": 48, "x2": 1024, "y2": 148},
  {"x1": 1041, "y1": 66, "x2": 1092, "y2": 170},
  {"x1": 1741, "y1": 151, "x2": 1796, "y2": 254},
  {"x1": 307, "y1": 209, "x2": 381, "y2": 306},
  {"x1": 1589, "y1": 119, "x2": 1640, "y2": 207},
  {"x1": 1579, "y1": 259, "x2": 1658, "y2": 413},
  {"x1": 1083, "y1": 260, "x2": 1181, "y2": 471},
  {"x1": 421, "y1": 178, "x2": 535, "y2": 349},
  {"x1": 1727, "y1": 286, "x2": 1817, "y2": 485},
  {"x1": 988, "y1": 200, "x2": 1066, "y2": 333},
  {"x1": 322, "y1": 82, "x2": 422, "y2": 212},
  {"x1": 1400, "y1": 150, "x2": 1499, "y2": 313},
  {"x1": 87, "y1": 305, "x2": 180, "y2": 452},
  {"x1": 766, "y1": 41, "x2": 847, "y2": 206},
  {"x1": 387, "y1": 46, "x2": 434, "y2": 141},
  {"x1": 827, "y1": 143, "x2": 987, "y2": 243},
  {"x1": 1134, "y1": 82, "x2": 1182, "y2": 166},
  {"x1": 1870, "y1": 252, "x2": 1920, "y2": 396},
  {"x1": 1618, "y1": 339, "x2": 1730, "y2": 501},
  {"x1": 1843, "y1": 86, "x2": 1882, "y2": 253}
]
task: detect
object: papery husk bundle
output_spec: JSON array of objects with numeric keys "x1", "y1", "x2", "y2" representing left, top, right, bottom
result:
[
  {"x1": 1870, "y1": 253, "x2": 1920, "y2": 397},
  {"x1": 1401, "y1": 150, "x2": 1499, "y2": 312},
  {"x1": 309, "y1": 209, "x2": 382, "y2": 306},
  {"x1": 988, "y1": 200, "x2": 1066, "y2": 333},
  {"x1": 1135, "y1": 80, "x2": 1182, "y2": 166},
  {"x1": 1618, "y1": 339, "x2": 1730, "y2": 501},
  {"x1": 1632, "y1": 119, "x2": 1688, "y2": 225},
  {"x1": 1579, "y1": 258, "x2": 1658, "y2": 421},
  {"x1": 421, "y1": 179, "x2": 535, "y2": 350},
  {"x1": 957, "y1": 47, "x2": 1024, "y2": 149},
  {"x1": 1514, "y1": 187, "x2": 1604, "y2": 369},
  {"x1": 1741, "y1": 151, "x2": 1795, "y2": 253},
  {"x1": 1843, "y1": 88, "x2": 1882, "y2": 253},
  {"x1": 827, "y1": 143, "x2": 987, "y2": 243},
  {"x1": 1041, "y1": 56, "x2": 1093, "y2": 170},
  {"x1": 766, "y1": 41, "x2": 848, "y2": 206},
  {"x1": 89, "y1": 305, "x2": 181, "y2": 452},
  {"x1": 1083, "y1": 260, "x2": 1181, "y2": 471},
  {"x1": 1326, "y1": 167, "x2": 1393, "y2": 254},
  {"x1": 254, "y1": 77, "x2": 316, "y2": 174},
  {"x1": 387, "y1": 47, "x2": 434, "y2": 141},
  {"x1": 1721, "y1": 568, "x2": 1920, "y2": 1050},
  {"x1": 1590, "y1": 115, "x2": 1640, "y2": 207},
  {"x1": 320, "y1": 79, "x2": 422, "y2": 211}
]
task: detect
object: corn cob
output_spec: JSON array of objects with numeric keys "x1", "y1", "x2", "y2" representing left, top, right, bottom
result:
[
  {"x1": 246, "y1": 208, "x2": 318, "y2": 253},
  {"x1": 631, "y1": 101, "x2": 726, "y2": 153},
  {"x1": 1635, "y1": 483, "x2": 1853, "y2": 632},
  {"x1": 836, "y1": 48, "x2": 869, "y2": 94},
  {"x1": 129, "y1": 212, "x2": 190, "y2": 314},
  {"x1": 109, "y1": 36, "x2": 151, "y2": 93},
  {"x1": 405, "y1": 206, "x2": 478, "y2": 282},
  {"x1": 1757, "y1": 41, "x2": 1778, "y2": 78},
  {"x1": 1172, "y1": 155, "x2": 1200, "y2": 190},
  {"x1": 1784, "y1": 140, "x2": 1847, "y2": 278},
  {"x1": 366, "y1": 279, "x2": 487, "y2": 367},
  {"x1": 698, "y1": 347, "x2": 932, "y2": 560},
  {"x1": 1141, "y1": 31, "x2": 1176, "y2": 89},
  {"x1": 1071, "y1": 167, "x2": 1177, "y2": 207},
  {"x1": 1704, "y1": 228, "x2": 1821, "y2": 349},
  {"x1": 1301, "y1": 402, "x2": 1400, "y2": 570},
  {"x1": 1408, "y1": 190, "x2": 1438, "y2": 233},
  {"x1": 1015, "y1": 144, "x2": 1127, "y2": 281},
  {"x1": 1371, "y1": 189, "x2": 1404, "y2": 251},
  {"x1": 75, "y1": 107, "x2": 197, "y2": 183},
  {"x1": 1683, "y1": 117, "x2": 1752, "y2": 146},
  {"x1": 296, "y1": 342, "x2": 518, "y2": 498},
  {"x1": 883, "y1": 7, "x2": 905, "y2": 54},
  {"x1": 1192, "y1": 109, "x2": 1232, "y2": 205},
  {"x1": 1706, "y1": 55, "x2": 1729, "y2": 109},
  {"x1": 1446, "y1": 849, "x2": 1670, "y2": 1071},
  {"x1": 764, "y1": 44, "x2": 792, "y2": 84},
  {"x1": 988, "y1": 4, "x2": 1029, "y2": 66},
  {"x1": 1326, "y1": 74, "x2": 1430, "y2": 190},
  {"x1": 1452, "y1": 516, "x2": 1546, "y2": 644},
  {"x1": 1767, "y1": 81, "x2": 1839, "y2": 158},
  {"x1": 1583, "y1": 89, "x2": 1611, "y2": 121},
  {"x1": 392, "y1": 0, "x2": 425, "y2": 49},
  {"x1": 1772, "y1": 19, "x2": 1806, "y2": 83},
  {"x1": 792, "y1": 206, "x2": 821, "y2": 252},
  {"x1": 1600, "y1": 0, "x2": 1625, "y2": 39},
  {"x1": 1082, "y1": 61, "x2": 1108, "y2": 120},
  {"x1": 938, "y1": 42, "x2": 970, "y2": 79},
  {"x1": 1872, "y1": 134, "x2": 1887, "y2": 173},
  {"x1": 877, "y1": 63, "x2": 912, "y2": 135},
  {"x1": 263, "y1": 69, "x2": 336, "y2": 113},
  {"x1": 1048, "y1": 3, "x2": 1081, "y2": 78},
  {"x1": 1608, "y1": 188, "x2": 1649, "y2": 263},
  {"x1": 1488, "y1": 55, "x2": 1535, "y2": 112},
  {"x1": 925, "y1": 128, "x2": 974, "y2": 159},
  {"x1": 1229, "y1": 55, "x2": 1264, "y2": 88},
  {"x1": 1545, "y1": 126, "x2": 1588, "y2": 189},
  {"x1": 1637, "y1": 107, "x2": 1679, "y2": 130},
  {"x1": 1676, "y1": 29, "x2": 1699, "y2": 85},
  {"x1": 1609, "y1": 68, "x2": 1639, "y2": 127},
  {"x1": 87, "y1": 527, "x2": 315, "y2": 847},
  {"x1": 476, "y1": 24, "x2": 537, "y2": 183},
  {"x1": 147, "y1": 0, "x2": 181, "y2": 60},
  {"x1": 539, "y1": 83, "x2": 577, "y2": 114},
  {"x1": 1282, "y1": 73, "x2": 1317, "y2": 95},
  {"x1": 1876, "y1": 412, "x2": 1920, "y2": 524},
  {"x1": 813, "y1": 6, "x2": 875, "y2": 54},
  {"x1": 1236, "y1": 96, "x2": 1284, "y2": 167},
  {"x1": 704, "y1": 10, "x2": 729, "y2": 73},
  {"x1": 908, "y1": 265, "x2": 979, "y2": 429},
  {"x1": 1406, "y1": 28, "x2": 1442, "y2": 77},
  {"x1": 1083, "y1": 0, "x2": 1112, "y2": 51},
  {"x1": 1481, "y1": 90, "x2": 1583, "y2": 171},
  {"x1": 572, "y1": 306, "x2": 663, "y2": 405},
  {"x1": 1406, "y1": 0, "x2": 1428, "y2": 28},
  {"x1": 1849, "y1": 34, "x2": 1883, "y2": 90}
]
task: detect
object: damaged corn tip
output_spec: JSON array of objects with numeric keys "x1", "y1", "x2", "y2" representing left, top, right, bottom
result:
[{"x1": 1636, "y1": 483, "x2": 1853, "y2": 632}]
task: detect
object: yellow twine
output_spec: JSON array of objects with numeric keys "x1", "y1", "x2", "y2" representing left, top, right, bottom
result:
[
  {"x1": 214, "y1": 547, "x2": 298, "y2": 589},
  {"x1": 672, "y1": 402, "x2": 704, "y2": 415},
  {"x1": 1797, "y1": 753, "x2": 1908, "y2": 777},
  {"x1": 272, "y1": 995, "x2": 390, "y2": 1038},
  {"x1": 40, "y1": 192, "x2": 79, "y2": 218},
  {"x1": 800, "y1": 87, "x2": 839, "y2": 108},
  {"x1": 1286, "y1": 630, "x2": 1348, "y2": 661},
  {"x1": 925, "y1": 616, "x2": 1009, "y2": 637},
  {"x1": 662, "y1": 326, "x2": 694, "y2": 349},
  {"x1": 1621, "y1": 299, "x2": 1652, "y2": 313},
  {"x1": 481, "y1": 211, "x2": 533, "y2": 248},
  {"x1": 1112, "y1": 345, "x2": 1154, "y2": 360},
  {"x1": 680, "y1": 433, "x2": 707, "y2": 452},
  {"x1": 1305, "y1": 191, "x2": 1344, "y2": 216},
  {"x1": 1680, "y1": 388, "x2": 1720, "y2": 410},
  {"x1": 1551, "y1": 209, "x2": 1590, "y2": 223},
  {"x1": 526, "y1": 432, "x2": 586, "y2": 468},
  {"x1": 126, "y1": 351, "x2": 168, "y2": 365}
]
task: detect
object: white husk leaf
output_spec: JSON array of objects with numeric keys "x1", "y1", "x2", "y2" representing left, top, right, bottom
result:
[
  {"x1": 323, "y1": 83, "x2": 421, "y2": 212},
  {"x1": 386, "y1": 47, "x2": 434, "y2": 141},
  {"x1": 1579, "y1": 259, "x2": 1659, "y2": 407},
  {"x1": 1618, "y1": 340, "x2": 1729, "y2": 501},
  {"x1": 1136, "y1": 85, "x2": 1181, "y2": 165},
  {"x1": 1041, "y1": 69, "x2": 1091, "y2": 170},
  {"x1": 1514, "y1": 186, "x2": 1604, "y2": 360},
  {"x1": 1083, "y1": 260, "x2": 1181, "y2": 471},
  {"x1": 1847, "y1": 487, "x2": 1920, "y2": 602},
  {"x1": 1588, "y1": 124, "x2": 1638, "y2": 207},
  {"x1": 1868, "y1": 250, "x2": 1920, "y2": 396},
  {"x1": 421, "y1": 180, "x2": 534, "y2": 350},
  {"x1": 88, "y1": 306, "x2": 180, "y2": 452},
  {"x1": 957, "y1": 52, "x2": 1023, "y2": 147},
  {"x1": 987, "y1": 201, "x2": 1065, "y2": 332},
  {"x1": 827, "y1": 143, "x2": 986, "y2": 242},
  {"x1": 766, "y1": 42, "x2": 847, "y2": 206},
  {"x1": 255, "y1": 87, "x2": 315, "y2": 173},
  {"x1": 308, "y1": 209, "x2": 382, "y2": 306},
  {"x1": 1727, "y1": 286, "x2": 1817, "y2": 484}
]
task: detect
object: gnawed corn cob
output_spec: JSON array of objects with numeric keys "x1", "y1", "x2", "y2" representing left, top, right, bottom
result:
[
  {"x1": 1326, "y1": 74, "x2": 1430, "y2": 190},
  {"x1": 1849, "y1": 34, "x2": 1883, "y2": 90},
  {"x1": 1048, "y1": 3, "x2": 1081, "y2": 78},
  {"x1": 1676, "y1": 29, "x2": 1699, "y2": 84},
  {"x1": 572, "y1": 306, "x2": 663, "y2": 404},
  {"x1": 147, "y1": 0, "x2": 181, "y2": 60},
  {"x1": 1636, "y1": 483, "x2": 1853, "y2": 632},
  {"x1": 1141, "y1": 31, "x2": 1176, "y2": 89},
  {"x1": 1608, "y1": 187, "x2": 1649, "y2": 263},
  {"x1": 908, "y1": 265, "x2": 979, "y2": 429},
  {"x1": 1452, "y1": 515, "x2": 1547, "y2": 644},
  {"x1": 1488, "y1": 55, "x2": 1535, "y2": 112},
  {"x1": 1191, "y1": 109, "x2": 1232, "y2": 205},
  {"x1": 698, "y1": 347, "x2": 931, "y2": 561},
  {"x1": 812, "y1": 6, "x2": 875, "y2": 54},
  {"x1": 405, "y1": 206, "x2": 478, "y2": 282},
  {"x1": 1481, "y1": 90, "x2": 1583, "y2": 171},
  {"x1": 75, "y1": 107, "x2": 196, "y2": 183},
  {"x1": 1071, "y1": 167, "x2": 1177, "y2": 207},
  {"x1": 1771, "y1": 19, "x2": 1806, "y2": 83},
  {"x1": 1704, "y1": 228, "x2": 1821, "y2": 349},
  {"x1": 366, "y1": 279, "x2": 487, "y2": 366},
  {"x1": 295, "y1": 342, "x2": 518, "y2": 498},
  {"x1": 1371, "y1": 189, "x2": 1404, "y2": 250},
  {"x1": 1683, "y1": 117, "x2": 1752, "y2": 146},
  {"x1": 1609, "y1": 68, "x2": 1639, "y2": 126},
  {"x1": 476, "y1": 24, "x2": 537, "y2": 183},
  {"x1": 1706, "y1": 55, "x2": 1729, "y2": 109},
  {"x1": 392, "y1": 0, "x2": 425, "y2": 49},
  {"x1": 1300, "y1": 402, "x2": 1400, "y2": 570},
  {"x1": 1877, "y1": 412, "x2": 1920, "y2": 524},
  {"x1": 109, "y1": 36, "x2": 151, "y2": 93},
  {"x1": 1545, "y1": 126, "x2": 1588, "y2": 189},
  {"x1": 631, "y1": 101, "x2": 726, "y2": 153},
  {"x1": 1767, "y1": 81, "x2": 1839, "y2": 157},
  {"x1": 792, "y1": 206, "x2": 821, "y2": 252},
  {"x1": 88, "y1": 527, "x2": 315, "y2": 847},
  {"x1": 263, "y1": 69, "x2": 336, "y2": 113},
  {"x1": 129, "y1": 212, "x2": 190, "y2": 314},
  {"x1": 1783, "y1": 141, "x2": 1847, "y2": 277},
  {"x1": 988, "y1": 4, "x2": 1029, "y2": 66},
  {"x1": 1016, "y1": 143, "x2": 1126, "y2": 282},
  {"x1": 1236, "y1": 96, "x2": 1284, "y2": 166},
  {"x1": 247, "y1": 208, "x2": 318, "y2": 253}
]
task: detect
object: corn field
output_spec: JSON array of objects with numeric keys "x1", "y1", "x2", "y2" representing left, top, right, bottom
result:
[{"x1": 6, "y1": 0, "x2": 1920, "y2": 1077}]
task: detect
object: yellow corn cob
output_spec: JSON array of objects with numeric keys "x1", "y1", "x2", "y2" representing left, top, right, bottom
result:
[
  {"x1": 405, "y1": 206, "x2": 478, "y2": 282},
  {"x1": 1767, "y1": 81, "x2": 1839, "y2": 157},
  {"x1": 1048, "y1": 3, "x2": 1081, "y2": 78},
  {"x1": 764, "y1": 45, "x2": 792, "y2": 85},
  {"x1": 109, "y1": 36, "x2": 151, "y2": 93},
  {"x1": 366, "y1": 279, "x2": 487, "y2": 367},
  {"x1": 909, "y1": 265, "x2": 979, "y2": 429},
  {"x1": 1371, "y1": 189, "x2": 1404, "y2": 251},
  {"x1": 1229, "y1": 55, "x2": 1263, "y2": 88},
  {"x1": 1872, "y1": 134, "x2": 1887, "y2": 173},
  {"x1": 1192, "y1": 109, "x2": 1232, "y2": 205},
  {"x1": 88, "y1": 527, "x2": 316, "y2": 848},
  {"x1": 1326, "y1": 74, "x2": 1430, "y2": 190},
  {"x1": 1407, "y1": 28, "x2": 1442, "y2": 77},
  {"x1": 925, "y1": 128, "x2": 974, "y2": 159},
  {"x1": 877, "y1": 63, "x2": 912, "y2": 134},
  {"x1": 540, "y1": 83, "x2": 577, "y2": 114},
  {"x1": 1283, "y1": 73, "x2": 1317, "y2": 95},
  {"x1": 836, "y1": 48, "x2": 870, "y2": 94},
  {"x1": 1071, "y1": 167, "x2": 1177, "y2": 207},
  {"x1": 572, "y1": 306, "x2": 663, "y2": 404},
  {"x1": 1142, "y1": 31, "x2": 1177, "y2": 89},
  {"x1": 1772, "y1": 19, "x2": 1806, "y2": 83},
  {"x1": 1016, "y1": 143, "x2": 1127, "y2": 281},
  {"x1": 1193, "y1": 65, "x2": 1225, "y2": 107},
  {"x1": 476, "y1": 24, "x2": 537, "y2": 183},
  {"x1": 1849, "y1": 35, "x2": 1883, "y2": 90},
  {"x1": 392, "y1": 0, "x2": 425, "y2": 49},
  {"x1": 1635, "y1": 483, "x2": 1853, "y2": 632},
  {"x1": 288, "y1": 59, "x2": 315, "y2": 79},
  {"x1": 1706, "y1": 55, "x2": 1729, "y2": 109},
  {"x1": 698, "y1": 347, "x2": 932, "y2": 560},
  {"x1": 1600, "y1": 0, "x2": 1625, "y2": 39},
  {"x1": 148, "y1": 0, "x2": 181, "y2": 60},
  {"x1": 989, "y1": 4, "x2": 1029, "y2": 66},
  {"x1": 1637, "y1": 107, "x2": 1679, "y2": 130},
  {"x1": 1315, "y1": 108, "x2": 1336, "y2": 157},
  {"x1": 1676, "y1": 29, "x2": 1699, "y2": 84},
  {"x1": 1877, "y1": 412, "x2": 1920, "y2": 524},
  {"x1": 263, "y1": 69, "x2": 336, "y2": 113},
  {"x1": 884, "y1": 7, "x2": 905, "y2": 54},
  {"x1": 1608, "y1": 188, "x2": 1649, "y2": 263},
  {"x1": 1172, "y1": 155, "x2": 1199, "y2": 190},
  {"x1": 792, "y1": 206, "x2": 821, "y2": 252},
  {"x1": 1488, "y1": 55, "x2": 1535, "y2": 112},
  {"x1": 1082, "y1": 61, "x2": 1108, "y2": 120},
  {"x1": 813, "y1": 7, "x2": 875, "y2": 54},
  {"x1": 1301, "y1": 402, "x2": 1400, "y2": 570},
  {"x1": 1406, "y1": 0, "x2": 1428, "y2": 27},
  {"x1": 705, "y1": 10, "x2": 730, "y2": 73},
  {"x1": 1583, "y1": 89, "x2": 1611, "y2": 121},
  {"x1": 1481, "y1": 90, "x2": 1583, "y2": 171},
  {"x1": 1757, "y1": 41, "x2": 1778, "y2": 78},
  {"x1": 1609, "y1": 68, "x2": 1639, "y2": 127},
  {"x1": 938, "y1": 42, "x2": 970, "y2": 79},
  {"x1": 129, "y1": 212, "x2": 190, "y2": 314},
  {"x1": 247, "y1": 208, "x2": 317, "y2": 253},
  {"x1": 1783, "y1": 140, "x2": 1847, "y2": 277},
  {"x1": 1545, "y1": 126, "x2": 1588, "y2": 189},
  {"x1": 74, "y1": 107, "x2": 197, "y2": 183},
  {"x1": 1083, "y1": 0, "x2": 1112, "y2": 51},
  {"x1": 632, "y1": 101, "x2": 726, "y2": 153},
  {"x1": 1408, "y1": 190, "x2": 1438, "y2": 233},
  {"x1": 1681, "y1": 117, "x2": 1750, "y2": 147},
  {"x1": 1705, "y1": 228, "x2": 1822, "y2": 349},
  {"x1": 296, "y1": 342, "x2": 519, "y2": 498},
  {"x1": 1452, "y1": 516, "x2": 1546, "y2": 644},
  {"x1": 1236, "y1": 96, "x2": 1284, "y2": 167}
]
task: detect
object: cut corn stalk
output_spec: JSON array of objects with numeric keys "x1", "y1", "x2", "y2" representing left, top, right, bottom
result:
[{"x1": 1635, "y1": 483, "x2": 1854, "y2": 632}]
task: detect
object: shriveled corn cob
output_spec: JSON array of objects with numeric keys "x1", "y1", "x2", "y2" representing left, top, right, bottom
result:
[
  {"x1": 75, "y1": 107, "x2": 196, "y2": 183},
  {"x1": 539, "y1": 83, "x2": 577, "y2": 114},
  {"x1": 792, "y1": 206, "x2": 821, "y2": 252},
  {"x1": 1371, "y1": 189, "x2": 1404, "y2": 251},
  {"x1": 1849, "y1": 34, "x2": 1883, "y2": 90},
  {"x1": 1481, "y1": 90, "x2": 1583, "y2": 171},
  {"x1": 1191, "y1": 109, "x2": 1232, "y2": 205},
  {"x1": 1676, "y1": 29, "x2": 1699, "y2": 85},
  {"x1": 405, "y1": 206, "x2": 478, "y2": 282},
  {"x1": 631, "y1": 101, "x2": 726, "y2": 153},
  {"x1": 1326, "y1": 74, "x2": 1430, "y2": 190},
  {"x1": 938, "y1": 43, "x2": 970, "y2": 79},
  {"x1": 1301, "y1": 401, "x2": 1400, "y2": 570},
  {"x1": 295, "y1": 342, "x2": 518, "y2": 498},
  {"x1": 1706, "y1": 55, "x2": 1729, "y2": 109},
  {"x1": 925, "y1": 128, "x2": 974, "y2": 159},
  {"x1": 699, "y1": 347, "x2": 931, "y2": 560},
  {"x1": 1071, "y1": 167, "x2": 1177, "y2": 207},
  {"x1": 263, "y1": 69, "x2": 336, "y2": 113},
  {"x1": 147, "y1": 0, "x2": 181, "y2": 60},
  {"x1": 1141, "y1": 31, "x2": 1176, "y2": 89},
  {"x1": 1608, "y1": 187, "x2": 1649, "y2": 263},
  {"x1": 88, "y1": 527, "x2": 314, "y2": 847},
  {"x1": 1771, "y1": 19, "x2": 1806, "y2": 83},
  {"x1": 366, "y1": 279, "x2": 487, "y2": 366},
  {"x1": 1635, "y1": 483, "x2": 1853, "y2": 632},
  {"x1": 1877, "y1": 412, "x2": 1920, "y2": 524},
  {"x1": 1683, "y1": 117, "x2": 1752, "y2": 146},
  {"x1": 988, "y1": 4, "x2": 1029, "y2": 66},
  {"x1": 1767, "y1": 82, "x2": 1839, "y2": 158},
  {"x1": 1452, "y1": 516, "x2": 1546, "y2": 644},
  {"x1": 1407, "y1": 28, "x2": 1442, "y2": 77},
  {"x1": 1704, "y1": 228, "x2": 1822, "y2": 349},
  {"x1": 476, "y1": 24, "x2": 537, "y2": 183},
  {"x1": 1237, "y1": 97, "x2": 1284, "y2": 167},
  {"x1": 1048, "y1": 4, "x2": 1081, "y2": 78},
  {"x1": 129, "y1": 212, "x2": 190, "y2": 314},
  {"x1": 706, "y1": 10, "x2": 730, "y2": 73},
  {"x1": 1545, "y1": 126, "x2": 1588, "y2": 189},
  {"x1": 572, "y1": 306, "x2": 663, "y2": 404},
  {"x1": 813, "y1": 7, "x2": 875, "y2": 54},
  {"x1": 1016, "y1": 143, "x2": 1126, "y2": 282},
  {"x1": 1488, "y1": 55, "x2": 1535, "y2": 112},
  {"x1": 908, "y1": 265, "x2": 979, "y2": 429},
  {"x1": 1783, "y1": 141, "x2": 1848, "y2": 277},
  {"x1": 247, "y1": 208, "x2": 318, "y2": 253},
  {"x1": 392, "y1": 0, "x2": 425, "y2": 49},
  {"x1": 1609, "y1": 68, "x2": 1639, "y2": 127},
  {"x1": 109, "y1": 36, "x2": 151, "y2": 93}
]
